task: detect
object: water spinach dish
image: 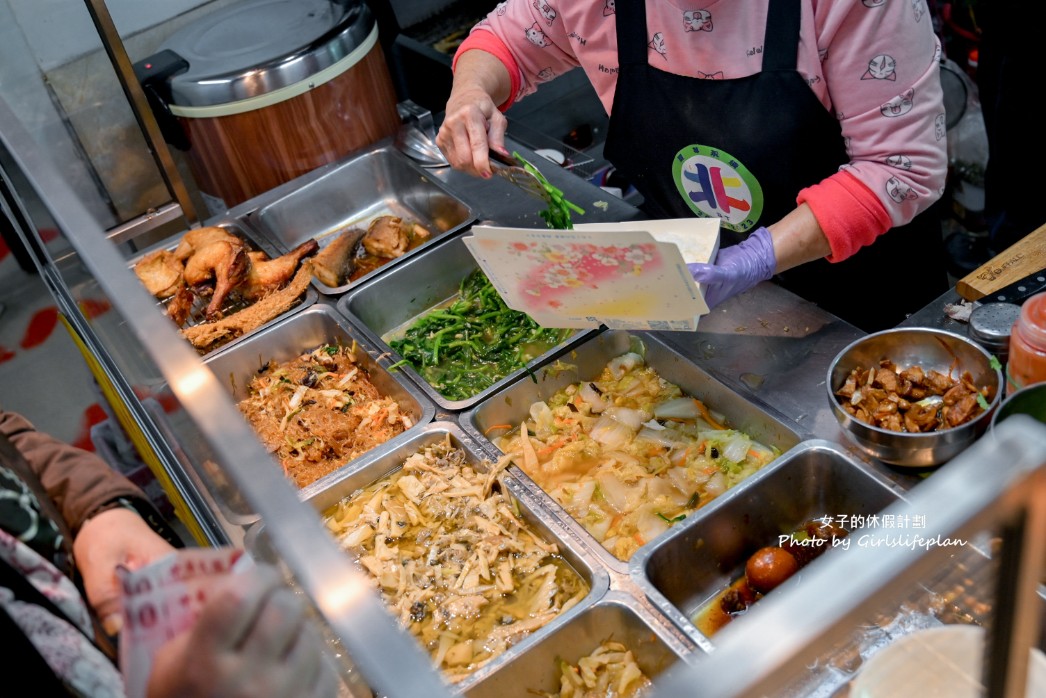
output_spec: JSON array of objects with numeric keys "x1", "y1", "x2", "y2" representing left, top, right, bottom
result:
[
  {"x1": 388, "y1": 269, "x2": 573, "y2": 401},
  {"x1": 497, "y1": 352, "x2": 780, "y2": 561},
  {"x1": 323, "y1": 437, "x2": 588, "y2": 682}
]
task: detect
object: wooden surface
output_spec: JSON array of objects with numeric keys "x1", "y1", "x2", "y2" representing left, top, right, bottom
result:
[
  {"x1": 180, "y1": 44, "x2": 400, "y2": 208},
  {"x1": 955, "y1": 223, "x2": 1046, "y2": 300}
]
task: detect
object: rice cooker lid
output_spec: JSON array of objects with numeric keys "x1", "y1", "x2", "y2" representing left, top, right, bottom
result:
[{"x1": 161, "y1": 0, "x2": 374, "y2": 108}]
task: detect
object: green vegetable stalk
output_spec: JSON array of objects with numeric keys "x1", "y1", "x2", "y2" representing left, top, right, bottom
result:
[
  {"x1": 514, "y1": 151, "x2": 585, "y2": 230},
  {"x1": 389, "y1": 269, "x2": 573, "y2": 401}
]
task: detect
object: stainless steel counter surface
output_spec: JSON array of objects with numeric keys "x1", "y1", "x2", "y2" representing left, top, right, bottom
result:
[
  {"x1": 900, "y1": 287, "x2": 971, "y2": 332},
  {"x1": 222, "y1": 133, "x2": 941, "y2": 492}
]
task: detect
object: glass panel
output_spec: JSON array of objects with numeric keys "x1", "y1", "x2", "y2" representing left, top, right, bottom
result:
[
  {"x1": 0, "y1": 93, "x2": 456, "y2": 697},
  {"x1": 647, "y1": 418, "x2": 1046, "y2": 698}
]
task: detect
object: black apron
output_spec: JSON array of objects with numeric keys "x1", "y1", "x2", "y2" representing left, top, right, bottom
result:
[{"x1": 603, "y1": 0, "x2": 947, "y2": 332}]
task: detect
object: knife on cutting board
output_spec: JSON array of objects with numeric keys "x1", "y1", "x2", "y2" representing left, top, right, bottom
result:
[
  {"x1": 955, "y1": 223, "x2": 1046, "y2": 301},
  {"x1": 979, "y1": 268, "x2": 1046, "y2": 304}
]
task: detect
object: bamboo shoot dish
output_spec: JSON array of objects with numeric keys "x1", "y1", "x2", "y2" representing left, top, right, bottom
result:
[
  {"x1": 237, "y1": 343, "x2": 411, "y2": 488},
  {"x1": 387, "y1": 269, "x2": 574, "y2": 401},
  {"x1": 497, "y1": 352, "x2": 780, "y2": 561},
  {"x1": 545, "y1": 641, "x2": 652, "y2": 698},
  {"x1": 323, "y1": 437, "x2": 588, "y2": 682}
]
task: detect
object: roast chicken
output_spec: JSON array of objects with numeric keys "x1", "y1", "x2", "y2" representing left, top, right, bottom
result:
[
  {"x1": 172, "y1": 226, "x2": 241, "y2": 261},
  {"x1": 183, "y1": 238, "x2": 251, "y2": 320},
  {"x1": 239, "y1": 240, "x2": 320, "y2": 300},
  {"x1": 133, "y1": 249, "x2": 184, "y2": 299},
  {"x1": 133, "y1": 227, "x2": 319, "y2": 345}
]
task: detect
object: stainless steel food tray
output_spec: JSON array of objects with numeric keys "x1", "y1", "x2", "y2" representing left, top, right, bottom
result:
[
  {"x1": 464, "y1": 593, "x2": 694, "y2": 697},
  {"x1": 631, "y1": 439, "x2": 907, "y2": 653},
  {"x1": 201, "y1": 304, "x2": 436, "y2": 520},
  {"x1": 127, "y1": 219, "x2": 316, "y2": 358},
  {"x1": 242, "y1": 144, "x2": 476, "y2": 296},
  {"x1": 245, "y1": 421, "x2": 614, "y2": 694},
  {"x1": 459, "y1": 329, "x2": 805, "y2": 576},
  {"x1": 645, "y1": 422, "x2": 1046, "y2": 697},
  {"x1": 337, "y1": 234, "x2": 594, "y2": 412}
]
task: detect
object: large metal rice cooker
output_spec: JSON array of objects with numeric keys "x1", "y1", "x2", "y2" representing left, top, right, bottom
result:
[{"x1": 135, "y1": 0, "x2": 400, "y2": 210}]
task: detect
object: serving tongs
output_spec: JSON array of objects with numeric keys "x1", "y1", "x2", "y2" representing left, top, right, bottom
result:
[{"x1": 489, "y1": 149, "x2": 552, "y2": 203}]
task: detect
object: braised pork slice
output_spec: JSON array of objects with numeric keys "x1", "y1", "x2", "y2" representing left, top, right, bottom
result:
[
  {"x1": 312, "y1": 227, "x2": 365, "y2": 287},
  {"x1": 361, "y1": 215, "x2": 431, "y2": 259}
]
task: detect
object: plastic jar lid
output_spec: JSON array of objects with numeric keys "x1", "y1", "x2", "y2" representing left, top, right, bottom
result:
[{"x1": 1015, "y1": 291, "x2": 1046, "y2": 349}]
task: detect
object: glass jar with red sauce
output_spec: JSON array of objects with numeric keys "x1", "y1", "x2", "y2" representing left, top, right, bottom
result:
[{"x1": 1007, "y1": 291, "x2": 1046, "y2": 395}]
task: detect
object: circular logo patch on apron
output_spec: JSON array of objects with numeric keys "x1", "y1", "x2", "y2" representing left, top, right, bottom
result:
[{"x1": 672, "y1": 144, "x2": 764, "y2": 232}]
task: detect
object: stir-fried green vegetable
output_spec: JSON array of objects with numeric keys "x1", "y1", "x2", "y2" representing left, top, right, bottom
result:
[
  {"x1": 389, "y1": 269, "x2": 573, "y2": 401},
  {"x1": 514, "y1": 151, "x2": 585, "y2": 230}
]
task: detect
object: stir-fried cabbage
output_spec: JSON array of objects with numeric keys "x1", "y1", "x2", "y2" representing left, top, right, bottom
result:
[{"x1": 499, "y1": 354, "x2": 780, "y2": 561}]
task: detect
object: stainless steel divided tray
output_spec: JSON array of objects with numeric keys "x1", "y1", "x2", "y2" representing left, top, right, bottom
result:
[
  {"x1": 245, "y1": 144, "x2": 475, "y2": 295},
  {"x1": 338, "y1": 234, "x2": 593, "y2": 412},
  {"x1": 128, "y1": 220, "x2": 316, "y2": 357},
  {"x1": 465, "y1": 594, "x2": 696, "y2": 698},
  {"x1": 631, "y1": 439, "x2": 906, "y2": 651},
  {"x1": 246, "y1": 422, "x2": 611, "y2": 694},
  {"x1": 459, "y1": 329, "x2": 805, "y2": 575},
  {"x1": 201, "y1": 304, "x2": 435, "y2": 517}
]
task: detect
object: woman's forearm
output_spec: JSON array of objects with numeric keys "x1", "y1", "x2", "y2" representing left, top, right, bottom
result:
[
  {"x1": 767, "y1": 203, "x2": 832, "y2": 273},
  {"x1": 450, "y1": 49, "x2": 513, "y2": 109}
]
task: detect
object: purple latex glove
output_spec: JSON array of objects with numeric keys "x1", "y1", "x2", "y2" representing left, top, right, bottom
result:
[{"x1": 688, "y1": 226, "x2": 776, "y2": 309}]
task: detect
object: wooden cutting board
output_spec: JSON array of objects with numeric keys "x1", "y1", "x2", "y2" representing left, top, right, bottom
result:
[{"x1": 955, "y1": 223, "x2": 1046, "y2": 301}]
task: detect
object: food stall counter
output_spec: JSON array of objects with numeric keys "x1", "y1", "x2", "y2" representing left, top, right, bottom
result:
[{"x1": 2, "y1": 91, "x2": 1041, "y2": 696}]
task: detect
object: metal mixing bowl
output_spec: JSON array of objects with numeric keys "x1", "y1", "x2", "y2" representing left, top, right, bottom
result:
[{"x1": 826, "y1": 328, "x2": 1003, "y2": 467}]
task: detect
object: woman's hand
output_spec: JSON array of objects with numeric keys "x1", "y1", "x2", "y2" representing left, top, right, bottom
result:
[
  {"x1": 689, "y1": 205, "x2": 834, "y2": 308},
  {"x1": 73, "y1": 506, "x2": 176, "y2": 635},
  {"x1": 146, "y1": 565, "x2": 338, "y2": 698},
  {"x1": 688, "y1": 227, "x2": 777, "y2": 309},
  {"x1": 436, "y1": 50, "x2": 513, "y2": 178}
]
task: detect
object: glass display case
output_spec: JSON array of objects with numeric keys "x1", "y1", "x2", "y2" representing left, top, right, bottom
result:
[
  {"x1": 2, "y1": 90, "x2": 1043, "y2": 698},
  {"x1": 0, "y1": 95, "x2": 452, "y2": 698}
]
